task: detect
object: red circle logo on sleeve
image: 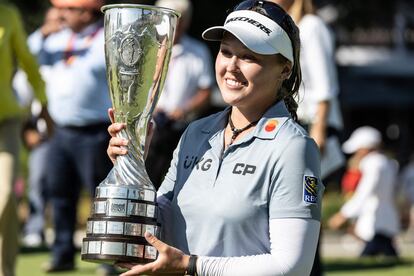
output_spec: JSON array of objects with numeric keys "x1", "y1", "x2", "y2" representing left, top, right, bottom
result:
[{"x1": 265, "y1": 119, "x2": 278, "y2": 132}]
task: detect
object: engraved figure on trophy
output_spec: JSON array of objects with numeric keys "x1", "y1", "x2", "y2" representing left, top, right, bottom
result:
[{"x1": 81, "y1": 4, "x2": 179, "y2": 264}]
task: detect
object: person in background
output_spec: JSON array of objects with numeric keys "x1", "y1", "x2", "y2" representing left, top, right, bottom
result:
[
  {"x1": 397, "y1": 153, "x2": 414, "y2": 232},
  {"x1": 270, "y1": 1, "x2": 344, "y2": 274},
  {"x1": 340, "y1": 151, "x2": 362, "y2": 198},
  {"x1": 13, "y1": 6, "x2": 63, "y2": 249},
  {"x1": 146, "y1": 0, "x2": 215, "y2": 189},
  {"x1": 108, "y1": 1, "x2": 323, "y2": 275},
  {"x1": 0, "y1": 3, "x2": 48, "y2": 275},
  {"x1": 329, "y1": 126, "x2": 400, "y2": 258},
  {"x1": 270, "y1": 0, "x2": 345, "y2": 179},
  {"x1": 28, "y1": 0, "x2": 113, "y2": 273}
]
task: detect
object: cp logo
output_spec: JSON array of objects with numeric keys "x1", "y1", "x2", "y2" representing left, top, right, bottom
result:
[{"x1": 232, "y1": 163, "x2": 256, "y2": 175}]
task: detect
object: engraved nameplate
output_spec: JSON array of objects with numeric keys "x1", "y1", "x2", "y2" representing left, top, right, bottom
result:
[
  {"x1": 94, "y1": 201, "x2": 107, "y2": 214},
  {"x1": 125, "y1": 222, "x2": 142, "y2": 236},
  {"x1": 93, "y1": 221, "x2": 107, "y2": 234},
  {"x1": 144, "y1": 246, "x2": 157, "y2": 260},
  {"x1": 126, "y1": 244, "x2": 144, "y2": 258},
  {"x1": 102, "y1": 241, "x2": 125, "y2": 255},
  {"x1": 107, "y1": 199, "x2": 128, "y2": 216},
  {"x1": 107, "y1": 221, "x2": 124, "y2": 235},
  {"x1": 88, "y1": 241, "x2": 102, "y2": 254}
]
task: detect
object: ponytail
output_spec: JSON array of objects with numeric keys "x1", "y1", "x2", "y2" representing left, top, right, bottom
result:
[{"x1": 280, "y1": 9, "x2": 302, "y2": 121}]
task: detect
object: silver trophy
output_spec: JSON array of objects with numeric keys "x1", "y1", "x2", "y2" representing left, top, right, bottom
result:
[{"x1": 81, "y1": 4, "x2": 179, "y2": 264}]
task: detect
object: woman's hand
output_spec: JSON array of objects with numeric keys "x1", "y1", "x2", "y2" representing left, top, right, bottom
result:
[
  {"x1": 118, "y1": 232, "x2": 190, "y2": 276},
  {"x1": 107, "y1": 108, "x2": 155, "y2": 164},
  {"x1": 107, "y1": 108, "x2": 128, "y2": 164},
  {"x1": 328, "y1": 212, "x2": 347, "y2": 230}
]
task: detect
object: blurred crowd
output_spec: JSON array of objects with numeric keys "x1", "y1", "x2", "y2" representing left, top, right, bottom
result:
[{"x1": 0, "y1": 0, "x2": 413, "y2": 276}]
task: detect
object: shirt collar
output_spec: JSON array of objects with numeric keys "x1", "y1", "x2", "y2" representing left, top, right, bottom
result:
[
  {"x1": 202, "y1": 106, "x2": 230, "y2": 137},
  {"x1": 253, "y1": 100, "x2": 290, "y2": 140},
  {"x1": 201, "y1": 100, "x2": 291, "y2": 141}
]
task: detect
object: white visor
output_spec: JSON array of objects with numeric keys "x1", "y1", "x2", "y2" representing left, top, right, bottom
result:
[{"x1": 202, "y1": 10, "x2": 294, "y2": 64}]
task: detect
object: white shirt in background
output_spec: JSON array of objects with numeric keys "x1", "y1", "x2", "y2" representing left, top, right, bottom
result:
[
  {"x1": 341, "y1": 151, "x2": 400, "y2": 241},
  {"x1": 156, "y1": 35, "x2": 214, "y2": 116},
  {"x1": 297, "y1": 14, "x2": 343, "y2": 130}
]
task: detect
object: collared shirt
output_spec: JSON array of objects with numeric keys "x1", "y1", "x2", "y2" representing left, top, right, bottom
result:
[
  {"x1": 341, "y1": 151, "x2": 400, "y2": 241},
  {"x1": 156, "y1": 35, "x2": 214, "y2": 115},
  {"x1": 28, "y1": 20, "x2": 111, "y2": 126},
  {"x1": 158, "y1": 101, "x2": 323, "y2": 256},
  {"x1": 0, "y1": 4, "x2": 46, "y2": 121}
]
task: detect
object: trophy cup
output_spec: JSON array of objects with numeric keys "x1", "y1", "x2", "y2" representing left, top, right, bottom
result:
[{"x1": 81, "y1": 4, "x2": 179, "y2": 264}]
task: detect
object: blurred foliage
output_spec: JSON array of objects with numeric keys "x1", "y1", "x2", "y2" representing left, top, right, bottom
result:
[
  {"x1": 322, "y1": 190, "x2": 345, "y2": 228},
  {"x1": 0, "y1": 0, "x2": 50, "y2": 33}
]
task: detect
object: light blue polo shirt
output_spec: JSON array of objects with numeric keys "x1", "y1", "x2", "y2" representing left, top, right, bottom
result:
[
  {"x1": 157, "y1": 101, "x2": 323, "y2": 257},
  {"x1": 27, "y1": 21, "x2": 111, "y2": 126}
]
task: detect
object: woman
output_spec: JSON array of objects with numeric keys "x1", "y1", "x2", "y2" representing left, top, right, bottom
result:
[{"x1": 108, "y1": 1, "x2": 323, "y2": 275}]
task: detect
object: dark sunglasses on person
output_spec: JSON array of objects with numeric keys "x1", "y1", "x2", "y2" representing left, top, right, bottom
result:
[{"x1": 230, "y1": 0, "x2": 297, "y2": 37}]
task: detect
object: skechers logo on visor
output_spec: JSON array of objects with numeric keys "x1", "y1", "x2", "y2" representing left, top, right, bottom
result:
[{"x1": 225, "y1": 17, "x2": 272, "y2": 36}]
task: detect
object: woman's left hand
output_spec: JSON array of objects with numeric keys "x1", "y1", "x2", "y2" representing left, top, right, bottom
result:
[{"x1": 118, "y1": 232, "x2": 190, "y2": 276}]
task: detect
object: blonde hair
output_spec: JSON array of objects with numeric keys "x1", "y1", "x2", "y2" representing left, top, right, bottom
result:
[{"x1": 289, "y1": 0, "x2": 315, "y2": 23}]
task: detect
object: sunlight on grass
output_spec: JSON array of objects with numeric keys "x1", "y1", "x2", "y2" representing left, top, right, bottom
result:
[{"x1": 17, "y1": 252, "x2": 98, "y2": 276}]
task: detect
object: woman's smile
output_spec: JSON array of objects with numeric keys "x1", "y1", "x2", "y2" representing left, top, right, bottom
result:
[{"x1": 225, "y1": 77, "x2": 247, "y2": 89}]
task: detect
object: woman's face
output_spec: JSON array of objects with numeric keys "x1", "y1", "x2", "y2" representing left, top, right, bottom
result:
[{"x1": 215, "y1": 33, "x2": 291, "y2": 111}]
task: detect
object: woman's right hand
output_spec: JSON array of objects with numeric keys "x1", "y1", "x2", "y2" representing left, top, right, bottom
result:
[
  {"x1": 107, "y1": 108, "x2": 128, "y2": 164},
  {"x1": 106, "y1": 108, "x2": 155, "y2": 164}
]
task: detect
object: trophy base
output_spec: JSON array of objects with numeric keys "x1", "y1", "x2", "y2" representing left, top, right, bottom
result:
[
  {"x1": 82, "y1": 185, "x2": 161, "y2": 264},
  {"x1": 82, "y1": 237, "x2": 157, "y2": 264},
  {"x1": 81, "y1": 253, "x2": 155, "y2": 265}
]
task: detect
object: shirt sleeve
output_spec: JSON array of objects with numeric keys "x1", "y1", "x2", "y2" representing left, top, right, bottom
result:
[
  {"x1": 157, "y1": 127, "x2": 189, "y2": 201},
  {"x1": 10, "y1": 7, "x2": 46, "y2": 105},
  {"x1": 301, "y1": 16, "x2": 338, "y2": 102},
  {"x1": 156, "y1": 129, "x2": 188, "y2": 240},
  {"x1": 198, "y1": 218, "x2": 320, "y2": 276},
  {"x1": 27, "y1": 29, "x2": 44, "y2": 55},
  {"x1": 269, "y1": 135, "x2": 323, "y2": 221}
]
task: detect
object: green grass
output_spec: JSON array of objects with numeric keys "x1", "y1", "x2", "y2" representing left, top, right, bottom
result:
[
  {"x1": 16, "y1": 251, "x2": 414, "y2": 276},
  {"x1": 325, "y1": 257, "x2": 414, "y2": 275},
  {"x1": 17, "y1": 252, "x2": 97, "y2": 276}
]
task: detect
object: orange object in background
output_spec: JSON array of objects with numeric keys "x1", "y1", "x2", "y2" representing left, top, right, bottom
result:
[{"x1": 341, "y1": 169, "x2": 362, "y2": 195}]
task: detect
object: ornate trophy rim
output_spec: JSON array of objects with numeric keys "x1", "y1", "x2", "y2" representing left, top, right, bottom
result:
[{"x1": 101, "y1": 4, "x2": 181, "y2": 18}]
